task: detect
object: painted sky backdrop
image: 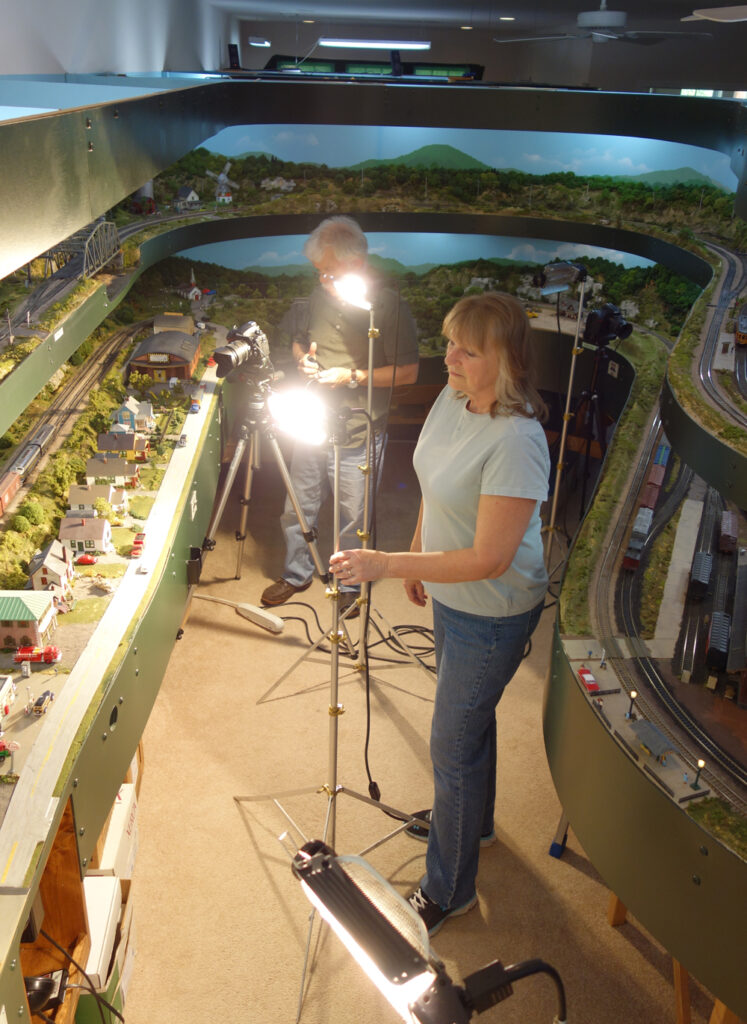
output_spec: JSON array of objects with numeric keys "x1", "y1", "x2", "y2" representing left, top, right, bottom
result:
[
  {"x1": 180, "y1": 232, "x2": 655, "y2": 273},
  {"x1": 202, "y1": 123, "x2": 736, "y2": 191}
]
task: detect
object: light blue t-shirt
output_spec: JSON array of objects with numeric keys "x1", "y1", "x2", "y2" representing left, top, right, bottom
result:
[{"x1": 412, "y1": 387, "x2": 550, "y2": 617}]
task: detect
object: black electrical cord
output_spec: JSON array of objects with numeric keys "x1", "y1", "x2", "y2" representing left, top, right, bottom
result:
[{"x1": 38, "y1": 928, "x2": 124, "y2": 1024}]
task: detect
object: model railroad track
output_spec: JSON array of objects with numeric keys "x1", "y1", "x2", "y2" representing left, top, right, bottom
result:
[
  {"x1": 595, "y1": 415, "x2": 747, "y2": 814},
  {"x1": 2, "y1": 325, "x2": 143, "y2": 505},
  {"x1": 700, "y1": 241, "x2": 747, "y2": 430}
]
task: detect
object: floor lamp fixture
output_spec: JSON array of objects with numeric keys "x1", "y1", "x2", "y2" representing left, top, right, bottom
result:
[{"x1": 290, "y1": 838, "x2": 568, "y2": 1024}]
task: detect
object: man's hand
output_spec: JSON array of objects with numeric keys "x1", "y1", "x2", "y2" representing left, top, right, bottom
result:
[{"x1": 297, "y1": 341, "x2": 319, "y2": 378}]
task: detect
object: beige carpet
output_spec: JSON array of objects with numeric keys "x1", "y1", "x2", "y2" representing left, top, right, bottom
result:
[{"x1": 123, "y1": 438, "x2": 718, "y2": 1024}]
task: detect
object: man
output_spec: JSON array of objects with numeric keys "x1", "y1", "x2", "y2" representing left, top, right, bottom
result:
[{"x1": 260, "y1": 216, "x2": 419, "y2": 615}]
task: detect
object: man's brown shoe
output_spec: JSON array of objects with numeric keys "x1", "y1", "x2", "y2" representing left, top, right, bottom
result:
[
  {"x1": 260, "y1": 578, "x2": 312, "y2": 606},
  {"x1": 338, "y1": 591, "x2": 361, "y2": 620}
]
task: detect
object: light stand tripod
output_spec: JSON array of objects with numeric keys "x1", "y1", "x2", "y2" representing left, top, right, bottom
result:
[
  {"x1": 541, "y1": 265, "x2": 587, "y2": 578},
  {"x1": 181, "y1": 368, "x2": 330, "y2": 635},
  {"x1": 236, "y1": 411, "x2": 429, "y2": 1024},
  {"x1": 256, "y1": 286, "x2": 432, "y2": 703}
]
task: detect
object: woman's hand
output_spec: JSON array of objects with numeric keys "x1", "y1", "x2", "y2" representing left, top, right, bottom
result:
[
  {"x1": 329, "y1": 548, "x2": 389, "y2": 584},
  {"x1": 404, "y1": 579, "x2": 427, "y2": 607}
]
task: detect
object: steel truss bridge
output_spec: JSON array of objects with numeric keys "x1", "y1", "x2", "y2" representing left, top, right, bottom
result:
[{"x1": 43, "y1": 219, "x2": 122, "y2": 279}]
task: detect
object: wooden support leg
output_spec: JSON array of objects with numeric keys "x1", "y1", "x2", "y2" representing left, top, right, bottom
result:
[
  {"x1": 673, "y1": 960, "x2": 691, "y2": 1024},
  {"x1": 709, "y1": 1001, "x2": 741, "y2": 1024},
  {"x1": 607, "y1": 891, "x2": 627, "y2": 927},
  {"x1": 606, "y1": 892, "x2": 743, "y2": 1024}
]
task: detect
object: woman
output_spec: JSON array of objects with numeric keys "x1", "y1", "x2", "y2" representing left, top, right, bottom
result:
[{"x1": 329, "y1": 291, "x2": 550, "y2": 936}]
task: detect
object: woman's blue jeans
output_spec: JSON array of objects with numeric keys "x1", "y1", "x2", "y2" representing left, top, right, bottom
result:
[{"x1": 423, "y1": 597, "x2": 544, "y2": 910}]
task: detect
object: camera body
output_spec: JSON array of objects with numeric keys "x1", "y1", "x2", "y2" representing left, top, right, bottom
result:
[
  {"x1": 214, "y1": 320, "x2": 274, "y2": 381},
  {"x1": 583, "y1": 303, "x2": 632, "y2": 347}
]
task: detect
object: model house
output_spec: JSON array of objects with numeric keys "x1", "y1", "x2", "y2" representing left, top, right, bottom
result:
[
  {"x1": 58, "y1": 516, "x2": 114, "y2": 556},
  {"x1": 0, "y1": 590, "x2": 57, "y2": 647},
  {"x1": 67, "y1": 484, "x2": 129, "y2": 517},
  {"x1": 27, "y1": 540, "x2": 75, "y2": 601},
  {"x1": 114, "y1": 397, "x2": 156, "y2": 433},
  {"x1": 97, "y1": 431, "x2": 150, "y2": 462},
  {"x1": 85, "y1": 456, "x2": 140, "y2": 489},
  {"x1": 173, "y1": 185, "x2": 200, "y2": 211}
]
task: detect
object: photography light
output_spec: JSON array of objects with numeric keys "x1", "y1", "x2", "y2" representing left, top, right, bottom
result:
[
  {"x1": 268, "y1": 387, "x2": 328, "y2": 446},
  {"x1": 292, "y1": 839, "x2": 567, "y2": 1024},
  {"x1": 334, "y1": 273, "x2": 372, "y2": 311},
  {"x1": 537, "y1": 261, "x2": 587, "y2": 296}
]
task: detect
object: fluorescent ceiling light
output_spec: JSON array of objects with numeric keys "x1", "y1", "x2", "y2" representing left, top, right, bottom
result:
[
  {"x1": 249, "y1": 36, "x2": 271, "y2": 47},
  {"x1": 319, "y1": 37, "x2": 431, "y2": 50},
  {"x1": 500, "y1": 16, "x2": 515, "y2": 21}
]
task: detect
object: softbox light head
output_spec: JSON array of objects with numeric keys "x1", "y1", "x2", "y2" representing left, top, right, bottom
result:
[
  {"x1": 291, "y1": 840, "x2": 567, "y2": 1024},
  {"x1": 537, "y1": 261, "x2": 587, "y2": 296}
]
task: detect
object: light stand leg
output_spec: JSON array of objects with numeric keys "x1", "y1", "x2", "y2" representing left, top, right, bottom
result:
[{"x1": 544, "y1": 276, "x2": 587, "y2": 576}]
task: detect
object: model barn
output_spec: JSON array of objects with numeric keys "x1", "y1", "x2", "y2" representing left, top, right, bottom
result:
[{"x1": 128, "y1": 330, "x2": 201, "y2": 383}]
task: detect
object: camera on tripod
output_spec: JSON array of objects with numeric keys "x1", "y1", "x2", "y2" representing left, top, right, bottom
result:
[
  {"x1": 214, "y1": 320, "x2": 274, "y2": 381},
  {"x1": 583, "y1": 303, "x2": 632, "y2": 347}
]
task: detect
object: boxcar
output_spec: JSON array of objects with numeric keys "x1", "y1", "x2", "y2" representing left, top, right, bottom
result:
[
  {"x1": 719, "y1": 510, "x2": 738, "y2": 554},
  {"x1": 706, "y1": 611, "x2": 731, "y2": 672},
  {"x1": 689, "y1": 551, "x2": 712, "y2": 600}
]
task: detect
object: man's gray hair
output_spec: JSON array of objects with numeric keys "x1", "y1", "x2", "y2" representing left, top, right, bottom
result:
[{"x1": 304, "y1": 216, "x2": 368, "y2": 265}]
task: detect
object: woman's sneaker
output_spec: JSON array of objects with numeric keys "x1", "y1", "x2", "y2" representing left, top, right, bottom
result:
[
  {"x1": 405, "y1": 809, "x2": 497, "y2": 847},
  {"x1": 407, "y1": 886, "x2": 477, "y2": 937}
]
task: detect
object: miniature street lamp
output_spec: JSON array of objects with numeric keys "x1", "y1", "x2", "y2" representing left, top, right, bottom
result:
[
  {"x1": 625, "y1": 690, "x2": 638, "y2": 720},
  {"x1": 691, "y1": 759, "x2": 706, "y2": 790}
]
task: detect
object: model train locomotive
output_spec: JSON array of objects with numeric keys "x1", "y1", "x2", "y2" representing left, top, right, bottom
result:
[
  {"x1": 622, "y1": 438, "x2": 671, "y2": 571},
  {"x1": 0, "y1": 422, "x2": 56, "y2": 515}
]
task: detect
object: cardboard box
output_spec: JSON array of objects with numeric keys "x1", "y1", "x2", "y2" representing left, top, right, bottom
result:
[
  {"x1": 89, "y1": 783, "x2": 138, "y2": 879},
  {"x1": 83, "y1": 875, "x2": 122, "y2": 989},
  {"x1": 124, "y1": 740, "x2": 144, "y2": 797}
]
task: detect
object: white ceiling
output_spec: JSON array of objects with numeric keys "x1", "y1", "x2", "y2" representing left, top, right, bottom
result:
[{"x1": 216, "y1": 0, "x2": 747, "y2": 90}]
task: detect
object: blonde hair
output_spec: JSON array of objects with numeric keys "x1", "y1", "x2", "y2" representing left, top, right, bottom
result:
[{"x1": 442, "y1": 291, "x2": 547, "y2": 421}]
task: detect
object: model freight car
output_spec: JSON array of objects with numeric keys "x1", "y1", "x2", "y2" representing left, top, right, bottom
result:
[
  {"x1": 706, "y1": 611, "x2": 731, "y2": 672},
  {"x1": 689, "y1": 551, "x2": 712, "y2": 600},
  {"x1": 736, "y1": 303, "x2": 747, "y2": 346},
  {"x1": 719, "y1": 510, "x2": 738, "y2": 554},
  {"x1": 0, "y1": 471, "x2": 22, "y2": 515}
]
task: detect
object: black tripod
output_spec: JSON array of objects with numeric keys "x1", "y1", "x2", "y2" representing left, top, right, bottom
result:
[
  {"x1": 182, "y1": 370, "x2": 330, "y2": 634},
  {"x1": 578, "y1": 344, "x2": 612, "y2": 516}
]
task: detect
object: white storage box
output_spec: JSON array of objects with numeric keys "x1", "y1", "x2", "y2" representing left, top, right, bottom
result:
[{"x1": 83, "y1": 875, "x2": 122, "y2": 989}]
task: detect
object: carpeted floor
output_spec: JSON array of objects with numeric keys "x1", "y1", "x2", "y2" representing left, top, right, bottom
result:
[{"x1": 123, "y1": 437, "x2": 719, "y2": 1024}]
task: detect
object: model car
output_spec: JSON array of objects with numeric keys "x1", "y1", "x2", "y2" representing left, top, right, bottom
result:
[
  {"x1": 14, "y1": 645, "x2": 62, "y2": 664},
  {"x1": 75, "y1": 553, "x2": 98, "y2": 565},
  {"x1": 32, "y1": 690, "x2": 55, "y2": 715},
  {"x1": 177, "y1": 434, "x2": 187, "y2": 448},
  {"x1": 577, "y1": 666, "x2": 600, "y2": 693},
  {"x1": 0, "y1": 743, "x2": 12, "y2": 762}
]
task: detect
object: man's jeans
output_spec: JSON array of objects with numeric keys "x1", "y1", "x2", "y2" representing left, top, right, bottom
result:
[
  {"x1": 281, "y1": 432, "x2": 385, "y2": 590},
  {"x1": 423, "y1": 597, "x2": 544, "y2": 910}
]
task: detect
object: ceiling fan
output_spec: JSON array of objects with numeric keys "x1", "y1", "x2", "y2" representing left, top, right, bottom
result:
[
  {"x1": 494, "y1": 0, "x2": 713, "y2": 44},
  {"x1": 682, "y1": 5, "x2": 747, "y2": 21}
]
